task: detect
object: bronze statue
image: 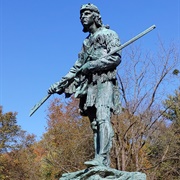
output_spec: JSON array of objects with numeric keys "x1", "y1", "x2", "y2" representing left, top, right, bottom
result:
[
  {"x1": 48, "y1": 3, "x2": 121, "y2": 167},
  {"x1": 30, "y1": 3, "x2": 156, "y2": 169}
]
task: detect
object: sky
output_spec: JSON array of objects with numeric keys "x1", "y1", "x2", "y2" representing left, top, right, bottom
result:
[{"x1": 0, "y1": 0, "x2": 180, "y2": 140}]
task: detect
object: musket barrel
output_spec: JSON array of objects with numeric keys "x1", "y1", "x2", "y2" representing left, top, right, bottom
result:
[
  {"x1": 29, "y1": 94, "x2": 51, "y2": 117},
  {"x1": 120, "y1": 25, "x2": 156, "y2": 49},
  {"x1": 102, "y1": 25, "x2": 156, "y2": 58}
]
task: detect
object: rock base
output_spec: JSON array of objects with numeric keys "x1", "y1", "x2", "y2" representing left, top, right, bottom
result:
[{"x1": 59, "y1": 166, "x2": 146, "y2": 180}]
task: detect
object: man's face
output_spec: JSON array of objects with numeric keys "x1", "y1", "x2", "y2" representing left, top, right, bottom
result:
[{"x1": 80, "y1": 10, "x2": 94, "y2": 29}]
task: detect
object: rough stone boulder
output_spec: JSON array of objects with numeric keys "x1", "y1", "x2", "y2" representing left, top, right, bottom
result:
[{"x1": 59, "y1": 166, "x2": 146, "y2": 180}]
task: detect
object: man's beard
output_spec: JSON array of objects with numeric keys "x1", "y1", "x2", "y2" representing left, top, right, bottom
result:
[{"x1": 82, "y1": 26, "x2": 89, "y2": 33}]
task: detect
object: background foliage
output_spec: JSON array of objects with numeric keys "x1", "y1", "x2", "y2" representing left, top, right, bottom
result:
[{"x1": 0, "y1": 42, "x2": 179, "y2": 180}]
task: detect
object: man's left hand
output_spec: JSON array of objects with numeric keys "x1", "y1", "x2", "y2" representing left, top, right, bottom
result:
[{"x1": 77, "y1": 62, "x2": 90, "y2": 75}]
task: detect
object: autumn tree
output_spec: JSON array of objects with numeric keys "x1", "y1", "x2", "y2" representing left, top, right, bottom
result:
[
  {"x1": 0, "y1": 132, "x2": 41, "y2": 180},
  {"x1": 0, "y1": 106, "x2": 21, "y2": 153},
  {"x1": 163, "y1": 87, "x2": 180, "y2": 129},
  {"x1": 37, "y1": 41, "x2": 179, "y2": 180},
  {"x1": 39, "y1": 97, "x2": 93, "y2": 179},
  {"x1": 0, "y1": 106, "x2": 21, "y2": 179},
  {"x1": 110, "y1": 40, "x2": 179, "y2": 179},
  {"x1": 149, "y1": 87, "x2": 180, "y2": 179},
  {"x1": 2, "y1": 40, "x2": 176, "y2": 180},
  {"x1": 0, "y1": 106, "x2": 42, "y2": 180}
]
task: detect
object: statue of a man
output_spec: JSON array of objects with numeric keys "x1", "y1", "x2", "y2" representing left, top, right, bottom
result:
[{"x1": 48, "y1": 3, "x2": 121, "y2": 167}]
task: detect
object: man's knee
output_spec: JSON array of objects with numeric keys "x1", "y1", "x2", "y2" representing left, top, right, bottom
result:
[{"x1": 96, "y1": 105, "x2": 111, "y2": 122}]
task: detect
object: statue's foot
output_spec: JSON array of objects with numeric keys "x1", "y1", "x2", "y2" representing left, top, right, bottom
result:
[{"x1": 84, "y1": 157, "x2": 105, "y2": 167}]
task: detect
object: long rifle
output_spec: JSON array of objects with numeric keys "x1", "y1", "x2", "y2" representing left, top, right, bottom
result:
[{"x1": 29, "y1": 25, "x2": 156, "y2": 117}]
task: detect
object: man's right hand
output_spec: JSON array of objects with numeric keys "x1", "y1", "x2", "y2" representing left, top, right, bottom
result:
[
  {"x1": 48, "y1": 82, "x2": 60, "y2": 94},
  {"x1": 48, "y1": 78, "x2": 69, "y2": 95}
]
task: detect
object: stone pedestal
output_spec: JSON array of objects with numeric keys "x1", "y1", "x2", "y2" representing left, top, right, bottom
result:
[{"x1": 59, "y1": 166, "x2": 146, "y2": 180}]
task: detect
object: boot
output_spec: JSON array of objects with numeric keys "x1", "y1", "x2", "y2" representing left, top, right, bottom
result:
[{"x1": 84, "y1": 155, "x2": 105, "y2": 167}]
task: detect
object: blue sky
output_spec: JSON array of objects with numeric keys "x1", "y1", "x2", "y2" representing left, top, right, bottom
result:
[{"x1": 1, "y1": 0, "x2": 180, "y2": 139}]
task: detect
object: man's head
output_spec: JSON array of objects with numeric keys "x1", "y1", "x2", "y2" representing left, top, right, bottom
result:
[{"x1": 80, "y1": 3, "x2": 103, "y2": 32}]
